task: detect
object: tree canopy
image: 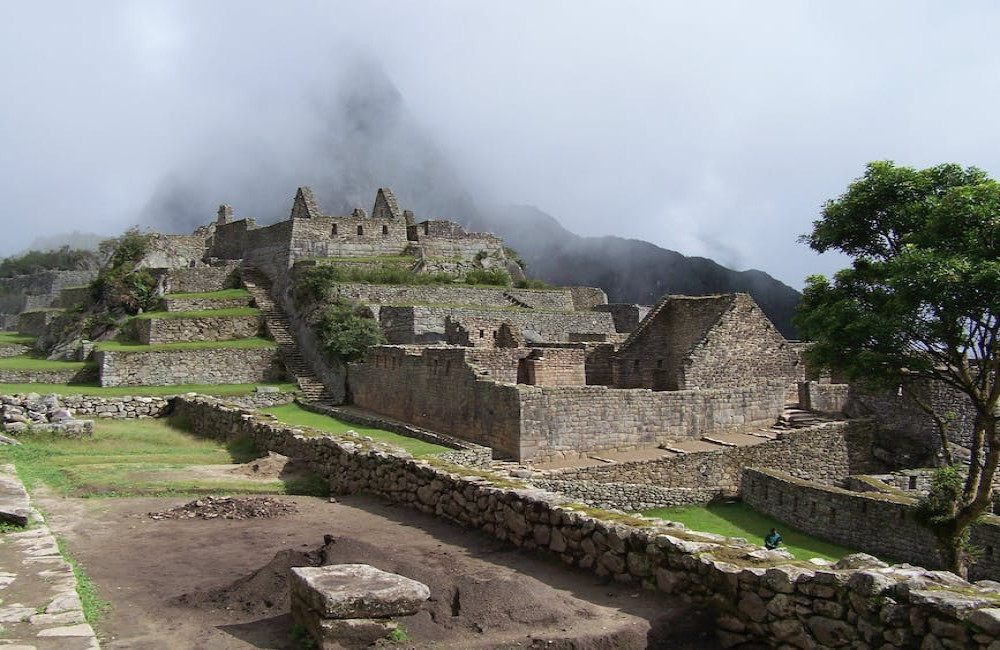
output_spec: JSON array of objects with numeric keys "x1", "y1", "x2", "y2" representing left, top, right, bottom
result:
[{"x1": 795, "y1": 161, "x2": 1000, "y2": 575}]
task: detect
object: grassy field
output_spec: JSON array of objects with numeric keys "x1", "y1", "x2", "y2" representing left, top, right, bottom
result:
[
  {"x1": 95, "y1": 337, "x2": 276, "y2": 352},
  {"x1": 643, "y1": 501, "x2": 861, "y2": 563},
  {"x1": 0, "y1": 332, "x2": 36, "y2": 346},
  {"x1": 0, "y1": 417, "x2": 326, "y2": 498},
  {"x1": 262, "y1": 402, "x2": 453, "y2": 456},
  {"x1": 130, "y1": 307, "x2": 260, "y2": 320},
  {"x1": 0, "y1": 355, "x2": 91, "y2": 371},
  {"x1": 0, "y1": 382, "x2": 297, "y2": 396},
  {"x1": 164, "y1": 289, "x2": 250, "y2": 300}
]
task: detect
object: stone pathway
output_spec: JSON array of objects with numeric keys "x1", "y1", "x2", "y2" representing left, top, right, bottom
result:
[{"x1": 0, "y1": 465, "x2": 98, "y2": 649}]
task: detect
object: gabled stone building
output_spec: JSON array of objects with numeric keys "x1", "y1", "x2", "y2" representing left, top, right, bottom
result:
[{"x1": 611, "y1": 293, "x2": 802, "y2": 391}]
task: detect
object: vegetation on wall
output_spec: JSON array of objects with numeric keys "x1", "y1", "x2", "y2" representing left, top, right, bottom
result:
[
  {"x1": 0, "y1": 246, "x2": 100, "y2": 277},
  {"x1": 89, "y1": 228, "x2": 158, "y2": 318},
  {"x1": 314, "y1": 298, "x2": 386, "y2": 363},
  {"x1": 795, "y1": 160, "x2": 1000, "y2": 577}
]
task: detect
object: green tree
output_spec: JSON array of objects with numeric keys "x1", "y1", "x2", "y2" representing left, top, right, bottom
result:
[
  {"x1": 796, "y1": 161, "x2": 1000, "y2": 576},
  {"x1": 315, "y1": 299, "x2": 386, "y2": 363}
]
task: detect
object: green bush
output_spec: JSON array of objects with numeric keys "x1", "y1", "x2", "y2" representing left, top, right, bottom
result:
[
  {"x1": 516, "y1": 278, "x2": 551, "y2": 289},
  {"x1": 464, "y1": 268, "x2": 511, "y2": 286},
  {"x1": 315, "y1": 299, "x2": 386, "y2": 363}
]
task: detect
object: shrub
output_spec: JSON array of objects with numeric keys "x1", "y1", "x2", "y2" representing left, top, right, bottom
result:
[
  {"x1": 516, "y1": 278, "x2": 551, "y2": 289},
  {"x1": 464, "y1": 268, "x2": 511, "y2": 286},
  {"x1": 315, "y1": 299, "x2": 386, "y2": 363}
]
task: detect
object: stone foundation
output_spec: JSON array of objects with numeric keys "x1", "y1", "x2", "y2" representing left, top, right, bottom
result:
[{"x1": 125, "y1": 314, "x2": 262, "y2": 344}]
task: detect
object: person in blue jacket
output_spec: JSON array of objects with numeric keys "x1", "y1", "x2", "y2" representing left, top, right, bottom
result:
[{"x1": 764, "y1": 528, "x2": 783, "y2": 550}]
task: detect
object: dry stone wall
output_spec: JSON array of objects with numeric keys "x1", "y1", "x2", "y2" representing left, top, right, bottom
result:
[
  {"x1": 323, "y1": 282, "x2": 577, "y2": 311},
  {"x1": 798, "y1": 381, "x2": 850, "y2": 414},
  {"x1": 17, "y1": 310, "x2": 60, "y2": 336},
  {"x1": 741, "y1": 468, "x2": 1000, "y2": 581},
  {"x1": 0, "y1": 270, "x2": 98, "y2": 300},
  {"x1": 349, "y1": 346, "x2": 792, "y2": 462},
  {"x1": 379, "y1": 306, "x2": 616, "y2": 344},
  {"x1": 550, "y1": 421, "x2": 885, "y2": 494},
  {"x1": 168, "y1": 395, "x2": 1000, "y2": 649},
  {"x1": 162, "y1": 296, "x2": 251, "y2": 312},
  {"x1": 0, "y1": 365, "x2": 96, "y2": 385},
  {"x1": 150, "y1": 263, "x2": 240, "y2": 294},
  {"x1": 517, "y1": 382, "x2": 788, "y2": 463},
  {"x1": 95, "y1": 347, "x2": 284, "y2": 387},
  {"x1": 126, "y1": 314, "x2": 262, "y2": 344},
  {"x1": 289, "y1": 215, "x2": 410, "y2": 260}
]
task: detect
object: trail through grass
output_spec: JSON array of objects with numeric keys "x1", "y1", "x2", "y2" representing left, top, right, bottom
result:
[
  {"x1": 643, "y1": 501, "x2": 861, "y2": 562},
  {"x1": 263, "y1": 403, "x2": 453, "y2": 456},
  {"x1": 0, "y1": 382, "x2": 297, "y2": 397},
  {"x1": 0, "y1": 418, "x2": 326, "y2": 498}
]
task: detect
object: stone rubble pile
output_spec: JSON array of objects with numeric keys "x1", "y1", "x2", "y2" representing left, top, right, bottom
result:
[
  {"x1": 0, "y1": 393, "x2": 93, "y2": 438},
  {"x1": 147, "y1": 495, "x2": 297, "y2": 520}
]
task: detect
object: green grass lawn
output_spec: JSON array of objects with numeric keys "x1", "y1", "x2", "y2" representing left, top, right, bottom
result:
[
  {"x1": 0, "y1": 382, "x2": 298, "y2": 397},
  {"x1": 0, "y1": 332, "x2": 36, "y2": 346},
  {"x1": 95, "y1": 337, "x2": 276, "y2": 352},
  {"x1": 130, "y1": 307, "x2": 260, "y2": 320},
  {"x1": 0, "y1": 417, "x2": 326, "y2": 498},
  {"x1": 0, "y1": 355, "x2": 90, "y2": 371},
  {"x1": 262, "y1": 402, "x2": 453, "y2": 456},
  {"x1": 643, "y1": 501, "x2": 862, "y2": 563},
  {"x1": 164, "y1": 288, "x2": 251, "y2": 300}
]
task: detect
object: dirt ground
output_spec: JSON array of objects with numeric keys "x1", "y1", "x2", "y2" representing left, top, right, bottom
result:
[{"x1": 38, "y1": 491, "x2": 724, "y2": 649}]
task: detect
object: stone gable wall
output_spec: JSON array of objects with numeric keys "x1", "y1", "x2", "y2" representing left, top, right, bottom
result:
[
  {"x1": 167, "y1": 395, "x2": 1000, "y2": 649},
  {"x1": 95, "y1": 347, "x2": 284, "y2": 387},
  {"x1": 594, "y1": 304, "x2": 651, "y2": 333},
  {"x1": 682, "y1": 294, "x2": 802, "y2": 389},
  {"x1": 464, "y1": 347, "x2": 586, "y2": 386},
  {"x1": 208, "y1": 218, "x2": 254, "y2": 260},
  {"x1": 613, "y1": 296, "x2": 730, "y2": 389},
  {"x1": 549, "y1": 421, "x2": 885, "y2": 494},
  {"x1": 289, "y1": 215, "x2": 410, "y2": 261},
  {"x1": 741, "y1": 468, "x2": 1000, "y2": 581},
  {"x1": 125, "y1": 314, "x2": 262, "y2": 344}
]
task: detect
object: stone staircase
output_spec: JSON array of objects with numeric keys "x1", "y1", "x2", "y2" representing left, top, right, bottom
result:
[
  {"x1": 501, "y1": 291, "x2": 532, "y2": 309},
  {"x1": 240, "y1": 268, "x2": 337, "y2": 404}
]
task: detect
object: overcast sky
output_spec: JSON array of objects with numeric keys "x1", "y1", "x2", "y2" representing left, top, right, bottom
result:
[{"x1": 3, "y1": 2, "x2": 1000, "y2": 288}]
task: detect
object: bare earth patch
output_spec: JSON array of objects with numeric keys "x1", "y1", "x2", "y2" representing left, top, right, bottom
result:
[{"x1": 38, "y1": 493, "x2": 723, "y2": 649}]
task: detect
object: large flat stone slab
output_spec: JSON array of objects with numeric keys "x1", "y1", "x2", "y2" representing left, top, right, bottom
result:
[{"x1": 289, "y1": 564, "x2": 430, "y2": 619}]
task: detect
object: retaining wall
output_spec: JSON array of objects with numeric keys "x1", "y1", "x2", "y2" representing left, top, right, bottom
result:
[
  {"x1": 126, "y1": 314, "x2": 262, "y2": 344},
  {"x1": 548, "y1": 421, "x2": 885, "y2": 494},
  {"x1": 96, "y1": 347, "x2": 284, "y2": 386},
  {"x1": 150, "y1": 263, "x2": 241, "y2": 294},
  {"x1": 323, "y1": 282, "x2": 577, "y2": 311},
  {"x1": 0, "y1": 365, "x2": 96, "y2": 385},
  {"x1": 167, "y1": 395, "x2": 1000, "y2": 649},
  {"x1": 379, "y1": 306, "x2": 617, "y2": 345},
  {"x1": 161, "y1": 296, "x2": 252, "y2": 312},
  {"x1": 741, "y1": 468, "x2": 1000, "y2": 581}
]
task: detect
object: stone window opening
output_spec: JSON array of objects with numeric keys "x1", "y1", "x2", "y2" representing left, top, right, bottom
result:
[
  {"x1": 332, "y1": 224, "x2": 338, "y2": 235},
  {"x1": 382, "y1": 224, "x2": 389, "y2": 235},
  {"x1": 357, "y1": 225, "x2": 364, "y2": 236},
  {"x1": 656, "y1": 359, "x2": 663, "y2": 369},
  {"x1": 829, "y1": 507, "x2": 835, "y2": 523},
  {"x1": 908, "y1": 475, "x2": 918, "y2": 490},
  {"x1": 424, "y1": 223, "x2": 430, "y2": 235},
  {"x1": 479, "y1": 329, "x2": 484, "y2": 339},
  {"x1": 445, "y1": 360, "x2": 451, "y2": 374},
  {"x1": 633, "y1": 359, "x2": 640, "y2": 371},
  {"x1": 986, "y1": 546, "x2": 994, "y2": 558}
]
